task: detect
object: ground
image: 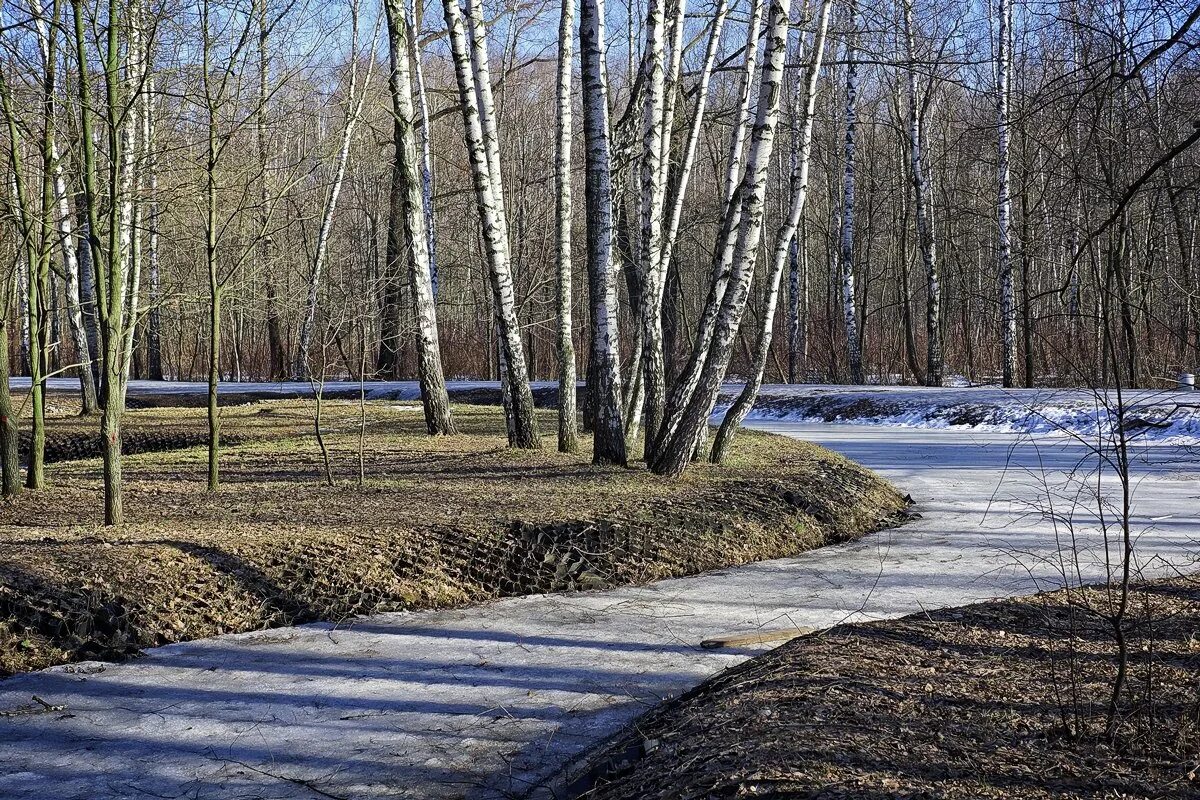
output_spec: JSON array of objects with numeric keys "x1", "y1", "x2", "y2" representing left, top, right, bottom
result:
[
  {"x1": 0, "y1": 400, "x2": 907, "y2": 675},
  {"x1": 576, "y1": 575, "x2": 1200, "y2": 800}
]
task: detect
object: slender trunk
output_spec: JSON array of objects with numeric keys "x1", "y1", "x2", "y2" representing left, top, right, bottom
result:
[
  {"x1": 711, "y1": 0, "x2": 831, "y2": 462},
  {"x1": 651, "y1": 0, "x2": 791, "y2": 476},
  {"x1": 443, "y1": 0, "x2": 539, "y2": 447},
  {"x1": 295, "y1": 4, "x2": 374, "y2": 379},
  {"x1": 579, "y1": 0, "x2": 627, "y2": 464},
  {"x1": 903, "y1": 0, "x2": 941, "y2": 386},
  {"x1": 997, "y1": 0, "x2": 1016, "y2": 387},
  {"x1": 145, "y1": 74, "x2": 162, "y2": 380},
  {"x1": 840, "y1": 2, "x2": 863, "y2": 385},
  {"x1": 407, "y1": 0, "x2": 439, "y2": 299},
  {"x1": 554, "y1": 0, "x2": 578, "y2": 453},
  {"x1": 384, "y1": 0, "x2": 454, "y2": 434},
  {"x1": 655, "y1": 0, "x2": 765, "y2": 451}
]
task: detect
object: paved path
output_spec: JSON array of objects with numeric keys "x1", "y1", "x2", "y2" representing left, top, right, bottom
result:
[{"x1": 1, "y1": 424, "x2": 1196, "y2": 800}]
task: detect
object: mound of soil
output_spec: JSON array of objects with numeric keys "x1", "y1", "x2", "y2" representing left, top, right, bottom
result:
[
  {"x1": 20, "y1": 430, "x2": 249, "y2": 464},
  {"x1": 572, "y1": 577, "x2": 1200, "y2": 800},
  {"x1": 0, "y1": 407, "x2": 907, "y2": 676}
]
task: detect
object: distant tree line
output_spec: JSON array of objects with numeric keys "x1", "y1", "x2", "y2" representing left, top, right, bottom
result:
[{"x1": 1, "y1": 0, "x2": 1197, "y2": 514}]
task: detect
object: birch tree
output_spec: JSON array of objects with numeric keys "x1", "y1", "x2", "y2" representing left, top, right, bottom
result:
[
  {"x1": 710, "y1": 0, "x2": 832, "y2": 462},
  {"x1": 650, "y1": 0, "x2": 792, "y2": 477},
  {"x1": 651, "y1": 0, "x2": 764, "y2": 459},
  {"x1": 442, "y1": 0, "x2": 540, "y2": 448},
  {"x1": 383, "y1": 0, "x2": 454, "y2": 435},
  {"x1": 295, "y1": 0, "x2": 376, "y2": 380},
  {"x1": 902, "y1": 0, "x2": 941, "y2": 386},
  {"x1": 840, "y1": 0, "x2": 864, "y2": 385},
  {"x1": 579, "y1": 0, "x2": 626, "y2": 464},
  {"x1": 554, "y1": 0, "x2": 578, "y2": 453},
  {"x1": 635, "y1": 0, "x2": 669, "y2": 448},
  {"x1": 997, "y1": 0, "x2": 1016, "y2": 387}
]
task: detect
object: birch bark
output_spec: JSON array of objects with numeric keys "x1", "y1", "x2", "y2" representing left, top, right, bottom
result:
[
  {"x1": 384, "y1": 0, "x2": 455, "y2": 435},
  {"x1": 710, "y1": 0, "x2": 832, "y2": 462},
  {"x1": 650, "y1": 0, "x2": 791, "y2": 477},
  {"x1": 997, "y1": 0, "x2": 1016, "y2": 387},
  {"x1": 903, "y1": 0, "x2": 941, "y2": 385},
  {"x1": 840, "y1": 0, "x2": 864, "y2": 385},
  {"x1": 554, "y1": 0, "x2": 578, "y2": 453},
  {"x1": 295, "y1": 1, "x2": 375, "y2": 379},
  {"x1": 579, "y1": 0, "x2": 627, "y2": 464},
  {"x1": 442, "y1": 0, "x2": 540, "y2": 447},
  {"x1": 654, "y1": 0, "x2": 765, "y2": 452}
]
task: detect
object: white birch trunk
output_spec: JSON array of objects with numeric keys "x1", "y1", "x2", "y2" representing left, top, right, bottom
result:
[
  {"x1": 903, "y1": 0, "x2": 941, "y2": 386},
  {"x1": 384, "y1": 0, "x2": 455, "y2": 435},
  {"x1": 637, "y1": 0, "x2": 668, "y2": 449},
  {"x1": 840, "y1": 0, "x2": 863, "y2": 385},
  {"x1": 295, "y1": 3, "x2": 376, "y2": 379},
  {"x1": 579, "y1": 0, "x2": 627, "y2": 464},
  {"x1": 554, "y1": 0, "x2": 578, "y2": 453},
  {"x1": 31, "y1": 0, "x2": 98, "y2": 410},
  {"x1": 406, "y1": 0, "x2": 439, "y2": 298},
  {"x1": 997, "y1": 0, "x2": 1016, "y2": 387},
  {"x1": 654, "y1": 0, "x2": 765, "y2": 451},
  {"x1": 145, "y1": 72, "x2": 162, "y2": 380},
  {"x1": 710, "y1": 0, "x2": 832, "y2": 462},
  {"x1": 442, "y1": 0, "x2": 540, "y2": 447},
  {"x1": 651, "y1": 0, "x2": 791, "y2": 477}
]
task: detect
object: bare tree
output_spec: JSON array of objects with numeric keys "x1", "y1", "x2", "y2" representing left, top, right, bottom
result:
[
  {"x1": 554, "y1": 0, "x2": 578, "y2": 453},
  {"x1": 710, "y1": 0, "x2": 833, "y2": 462},
  {"x1": 295, "y1": 0, "x2": 377, "y2": 380},
  {"x1": 442, "y1": 0, "x2": 540, "y2": 448},
  {"x1": 650, "y1": 0, "x2": 792, "y2": 477},
  {"x1": 902, "y1": 0, "x2": 941, "y2": 386},
  {"x1": 839, "y1": 0, "x2": 864, "y2": 385},
  {"x1": 997, "y1": 0, "x2": 1015, "y2": 387},
  {"x1": 579, "y1": 0, "x2": 626, "y2": 464},
  {"x1": 383, "y1": 0, "x2": 454, "y2": 434}
]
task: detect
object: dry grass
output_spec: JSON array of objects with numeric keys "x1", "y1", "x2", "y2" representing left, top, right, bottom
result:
[{"x1": 577, "y1": 577, "x2": 1200, "y2": 800}]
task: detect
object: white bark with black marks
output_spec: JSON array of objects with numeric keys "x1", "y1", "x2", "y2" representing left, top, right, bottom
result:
[
  {"x1": 840, "y1": 0, "x2": 864, "y2": 385},
  {"x1": 997, "y1": 0, "x2": 1016, "y2": 387},
  {"x1": 711, "y1": 0, "x2": 832, "y2": 463},
  {"x1": 384, "y1": 0, "x2": 455, "y2": 435},
  {"x1": 579, "y1": 0, "x2": 627, "y2": 465},
  {"x1": 442, "y1": 0, "x2": 540, "y2": 448},
  {"x1": 554, "y1": 0, "x2": 578, "y2": 453},
  {"x1": 903, "y1": 0, "x2": 941, "y2": 386},
  {"x1": 651, "y1": 0, "x2": 792, "y2": 477}
]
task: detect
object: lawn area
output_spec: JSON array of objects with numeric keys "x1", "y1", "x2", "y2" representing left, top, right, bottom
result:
[{"x1": 0, "y1": 400, "x2": 908, "y2": 675}]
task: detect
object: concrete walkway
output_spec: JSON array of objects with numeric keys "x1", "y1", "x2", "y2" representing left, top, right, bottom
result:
[{"x1": 1, "y1": 424, "x2": 1196, "y2": 800}]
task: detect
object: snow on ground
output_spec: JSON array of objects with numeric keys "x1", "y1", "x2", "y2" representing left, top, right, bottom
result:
[
  {"x1": 1, "y1": 423, "x2": 1197, "y2": 800},
  {"x1": 17, "y1": 377, "x2": 1200, "y2": 444},
  {"x1": 739, "y1": 384, "x2": 1200, "y2": 445}
]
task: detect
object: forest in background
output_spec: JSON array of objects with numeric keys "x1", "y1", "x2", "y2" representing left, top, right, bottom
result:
[{"x1": 1, "y1": 0, "x2": 1197, "y2": 516}]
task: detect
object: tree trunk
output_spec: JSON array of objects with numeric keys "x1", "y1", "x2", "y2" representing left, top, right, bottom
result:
[
  {"x1": 554, "y1": 0, "x2": 578, "y2": 453},
  {"x1": 711, "y1": 0, "x2": 832, "y2": 462},
  {"x1": 997, "y1": 0, "x2": 1016, "y2": 387},
  {"x1": 654, "y1": 0, "x2": 765, "y2": 453},
  {"x1": 579, "y1": 0, "x2": 627, "y2": 464},
  {"x1": 443, "y1": 0, "x2": 540, "y2": 447},
  {"x1": 903, "y1": 0, "x2": 941, "y2": 386},
  {"x1": 384, "y1": 0, "x2": 455, "y2": 435},
  {"x1": 840, "y1": 1, "x2": 864, "y2": 385},
  {"x1": 650, "y1": 0, "x2": 791, "y2": 477},
  {"x1": 295, "y1": 3, "x2": 372, "y2": 379},
  {"x1": 0, "y1": 317, "x2": 20, "y2": 497}
]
